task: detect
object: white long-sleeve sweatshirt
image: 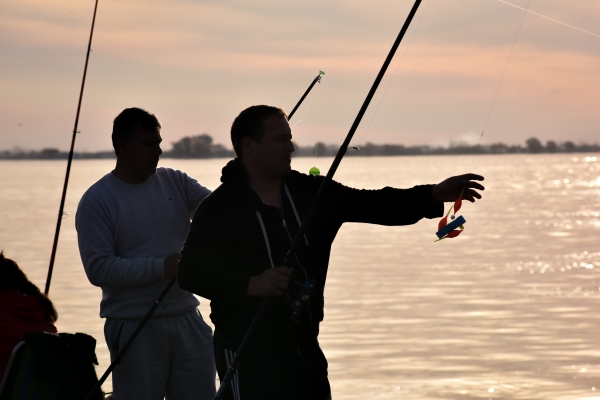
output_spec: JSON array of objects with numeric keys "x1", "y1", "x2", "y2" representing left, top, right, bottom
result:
[{"x1": 76, "y1": 167, "x2": 211, "y2": 319}]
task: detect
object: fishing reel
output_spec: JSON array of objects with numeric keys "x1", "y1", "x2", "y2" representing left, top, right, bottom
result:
[{"x1": 288, "y1": 278, "x2": 316, "y2": 325}]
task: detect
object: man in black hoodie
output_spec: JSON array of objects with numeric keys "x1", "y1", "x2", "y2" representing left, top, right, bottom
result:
[{"x1": 178, "y1": 105, "x2": 484, "y2": 400}]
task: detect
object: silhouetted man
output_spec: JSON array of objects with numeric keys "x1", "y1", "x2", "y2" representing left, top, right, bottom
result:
[
  {"x1": 76, "y1": 108, "x2": 216, "y2": 400},
  {"x1": 178, "y1": 105, "x2": 484, "y2": 400}
]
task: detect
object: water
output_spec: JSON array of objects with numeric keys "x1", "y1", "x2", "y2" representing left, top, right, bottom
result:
[{"x1": 1, "y1": 154, "x2": 599, "y2": 399}]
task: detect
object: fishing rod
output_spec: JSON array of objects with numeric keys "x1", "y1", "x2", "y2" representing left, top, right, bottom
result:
[
  {"x1": 214, "y1": 1, "x2": 423, "y2": 398},
  {"x1": 287, "y1": 71, "x2": 324, "y2": 119},
  {"x1": 84, "y1": 279, "x2": 176, "y2": 400},
  {"x1": 83, "y1": 73, "x2": 324, "y2": 400},
  {"x1": 44, "y1": 0, "x2": 100, "y2": 295}
]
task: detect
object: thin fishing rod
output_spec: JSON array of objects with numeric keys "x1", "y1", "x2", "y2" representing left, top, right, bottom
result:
[
  {"x1": 214, "y1": 2, "x2": 422, "y2": 398},
  {"x1": 287, "y1": 71, "x2": 324, "y2": 120},
  {"x1": 84, "y1": 279, "x2": 176, "y2": 400},
  {"x1": 45, "y1": 0, "x2": 100, "y2": 295},
  {"x1": 84, "y1": 75, "x2": 327, "y2": 400}
]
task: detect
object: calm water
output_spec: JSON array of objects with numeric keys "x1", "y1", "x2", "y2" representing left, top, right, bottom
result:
[{"x1": 1, "y1": 154, "x2": 600, "y2": 399}]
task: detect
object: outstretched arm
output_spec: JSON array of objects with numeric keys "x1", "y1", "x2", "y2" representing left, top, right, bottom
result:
[{"x1": 330, "y1": 173, "x2": 484, "y2": 226}]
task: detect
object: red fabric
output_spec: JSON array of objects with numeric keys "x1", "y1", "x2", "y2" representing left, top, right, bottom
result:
[
  {"x1": 0, "y1": 289, "x2": 57, "y2": 379},
  {"x1": 446, "y1": 229, "x2": 463, "y2": 238},
  {"x1": 438, "y1": 215, "x2": 448, "y2": 230},
  {"x1": 454, "y1": 198, "x2": 462, "y2": 214}
]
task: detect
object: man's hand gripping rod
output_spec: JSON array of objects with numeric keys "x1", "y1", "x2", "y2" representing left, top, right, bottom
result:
[{"x1": 214, "y1": 2, "x2": 423, "y2": 398}]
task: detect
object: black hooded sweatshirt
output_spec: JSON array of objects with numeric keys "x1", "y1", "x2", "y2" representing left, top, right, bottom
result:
[{"x1": 178, "y1": 159, "x2": 443, "y2": 351}]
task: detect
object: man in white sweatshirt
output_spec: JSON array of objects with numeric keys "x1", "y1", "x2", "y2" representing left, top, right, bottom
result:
[{"x1": 76, "y1": 108, "x2": 216, "y2": 400}]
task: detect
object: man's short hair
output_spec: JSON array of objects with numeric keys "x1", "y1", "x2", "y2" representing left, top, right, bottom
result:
[
  {"x1": 230, "y1": 105, "x2": 287, "y2": 158},
  {"x1": 112, "y1": 108, "x2": 161, "y2": 155}
]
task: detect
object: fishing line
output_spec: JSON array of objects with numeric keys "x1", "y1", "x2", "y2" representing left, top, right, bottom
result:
[
  {"x1": 291, "y1": 82, "x2": 318, "y2": 132},
  {"x1": 494, "y1": 0, "x2": 600, "y2": 39},
  {"x1": 435, "y1": 0, "x2": 531, "y2": 242},
  {"x1": 468, "y1": 0, "x2": 531, "y2": 173}
]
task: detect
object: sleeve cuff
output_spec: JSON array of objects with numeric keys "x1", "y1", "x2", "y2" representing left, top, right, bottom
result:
[
  {"x1": 423, "y1": 185, "x2": 444, "y2": 219},
  {"x1": 429, "y1": 201, "x2": 444, "y2": 218}
]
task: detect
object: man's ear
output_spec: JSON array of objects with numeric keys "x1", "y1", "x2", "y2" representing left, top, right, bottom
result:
[{"x1": 241, "y1": 136, "x2": 255, "y2": 158}]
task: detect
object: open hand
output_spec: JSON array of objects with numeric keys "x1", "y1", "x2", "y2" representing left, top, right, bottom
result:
[
  {"x1": 432, "y1": 173, "x2": 485, "y2": 203},
  {"x1": 248, "y1": 266, "x2": 294, "y2": 297}
]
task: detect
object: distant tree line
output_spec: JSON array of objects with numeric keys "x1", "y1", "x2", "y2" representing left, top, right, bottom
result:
[
  {"x1": 294, "y1": 137, "x2": 600, "y2": 157},
  {"x1": 166, "y1": 134, "x2": 234, "y2": 158},
  {"x1": 0, "y1": 148, "x2": 115, "y2": 160},
  {"x1": 0, "y1": 135, "x2": 598, "y2": 160},
  {"x1": 0, "y1": 134, "x2": 234, "y2": 160}
]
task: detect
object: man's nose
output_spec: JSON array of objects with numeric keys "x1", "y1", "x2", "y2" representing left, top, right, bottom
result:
[{"x1": 156, "y1": 145, "x2": 163, "y2": 156}]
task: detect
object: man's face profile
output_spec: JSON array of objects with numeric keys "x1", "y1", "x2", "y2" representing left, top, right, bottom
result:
[
  {"x1": 251, "y1": 116, "x2": 296, "y2": 179},
  {"x1": 118, "y1": 127, "x2": 163, "y2": 179}
]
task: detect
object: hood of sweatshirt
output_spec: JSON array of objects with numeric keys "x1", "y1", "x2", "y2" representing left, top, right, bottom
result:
[{"x1": 220, "y1": 158, "x2": 247, "y2": 184}]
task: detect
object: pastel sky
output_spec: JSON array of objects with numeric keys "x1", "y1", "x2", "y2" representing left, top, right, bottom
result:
[{"x1": 1, "y1": 0, "x2": 599, "y2": 151}]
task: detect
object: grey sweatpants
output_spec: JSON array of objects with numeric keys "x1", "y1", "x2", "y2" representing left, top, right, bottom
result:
[{"x1": 105, "y1": 309, "x2": 216, "y2": 400}]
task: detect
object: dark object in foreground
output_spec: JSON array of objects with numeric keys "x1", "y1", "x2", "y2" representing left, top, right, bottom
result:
[{"x1": 0, "y1": 332, "x2": 103, "y2": 400}]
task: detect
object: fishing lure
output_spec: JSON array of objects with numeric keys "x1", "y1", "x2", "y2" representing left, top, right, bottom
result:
[{"x1": 435, "y1": 189, "x2": 465, "y2": 241}]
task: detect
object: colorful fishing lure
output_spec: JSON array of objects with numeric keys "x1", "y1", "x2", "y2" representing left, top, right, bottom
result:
[{"x1": 435, "y1": 189, "x2": 466, "y2": 241}]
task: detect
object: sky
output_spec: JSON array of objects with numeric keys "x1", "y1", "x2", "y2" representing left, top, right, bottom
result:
[{"x1": 1, "y1": 0, "x2": 599, "y2": 151}]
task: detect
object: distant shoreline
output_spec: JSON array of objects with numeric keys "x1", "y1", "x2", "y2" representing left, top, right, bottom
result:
[
  {"x1": 1, "y1": 134, "x2": 598, "y2": 160},
  {"x1": 2, "y1": 152, "x2": 600, "y2": 161}
]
